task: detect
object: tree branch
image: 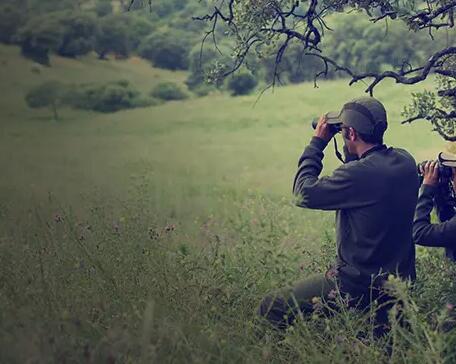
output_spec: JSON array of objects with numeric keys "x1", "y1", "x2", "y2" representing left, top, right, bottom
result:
[{"x1": 349, "y1": 47, "x2": 456, "y2": 95}]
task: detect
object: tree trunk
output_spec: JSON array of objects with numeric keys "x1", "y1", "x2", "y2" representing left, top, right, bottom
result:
[{"x1": 51, "y1": 102, "x2": 59, "y2": 121}]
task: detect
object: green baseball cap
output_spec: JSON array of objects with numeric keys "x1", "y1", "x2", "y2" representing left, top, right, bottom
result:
[{"x1": 326, "y1": 97, "x2": 388, "y2": 136}]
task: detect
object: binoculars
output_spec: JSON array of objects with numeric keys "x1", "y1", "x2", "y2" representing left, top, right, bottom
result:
[
  {"x1": 311, "y1": 117, "x2": 342, "y2": 134},
  {"x1": 418, "y1": 152, "x2": 456, "y2": 183}
]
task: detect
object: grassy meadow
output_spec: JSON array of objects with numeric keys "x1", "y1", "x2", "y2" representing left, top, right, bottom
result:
[{"x1": 1, "y1": 44, "x2": 456, "y2": 363}]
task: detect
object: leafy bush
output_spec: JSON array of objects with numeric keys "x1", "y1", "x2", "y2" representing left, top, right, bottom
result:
[
  {"x1": 227, "y1": 72, "x2": 258, "y2": 96},
  {"x1": 0, "y1": 4, "x2": 25, "y2": 44},
  {"x1": 122, "y1": 14, "x2": 155, "y2": 51},
  {"x1": 56, "y1": 11, "x2": 98, "y2": 58},
  {"x1": 24, "y1": 0, "x2": 79, "y2": 13},
  {"x1": 69, "y1": 80, "x2": 153, "y2": 112},
  {"x1": 95, "y1": 16, "x2": 130, "y2": 59},
  {"x1": 151, "y1": 82, "x2": 188, "y2": 101},
  {"x1": 17, "y1": 10, "x2": 98, "y2": 62},
  {"x1": 95, "y1": 0, "x2": 113, "y2": 17},
  {"x1": 17, "y1": 16, "x2": 64, "y2": 65},
  {"x1": 139, "y1": 31, "x2": 191, "y2": 70}
]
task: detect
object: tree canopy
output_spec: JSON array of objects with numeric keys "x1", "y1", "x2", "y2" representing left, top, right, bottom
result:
[{"x1": 189, "y1": 0, "x2": 456, "y2": 140}]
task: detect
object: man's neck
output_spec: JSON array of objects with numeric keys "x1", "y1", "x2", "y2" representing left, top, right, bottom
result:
[{"x1": 355, "y1": 143, "x2": 379, "y2": 159}]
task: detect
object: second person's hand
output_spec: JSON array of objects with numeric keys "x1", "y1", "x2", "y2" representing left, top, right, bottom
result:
[{"x1": 422, "y1": 161, "x2": 439, "y2": 186}]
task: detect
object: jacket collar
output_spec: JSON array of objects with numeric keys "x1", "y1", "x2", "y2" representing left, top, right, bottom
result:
[{"x1": 360, "y1": 144, "x2": 387, "y2": 159}]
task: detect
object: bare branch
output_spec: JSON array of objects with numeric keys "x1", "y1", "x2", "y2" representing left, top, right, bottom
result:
[
  {"x1": 409, "y1": 0, "x2": 456, "y2": 29},
  {"x1": 402, "y1": 110, "x2": 456, "y2": 141},
  {"x1": 349, "y1": 47, "x2": 456, "y2": 95},
  {"x1": 401, "y1": 115, "x2": 424, "y2": 124},
  {"x1": 195, "y1": 0, "x2": 327, "y2": 81}
]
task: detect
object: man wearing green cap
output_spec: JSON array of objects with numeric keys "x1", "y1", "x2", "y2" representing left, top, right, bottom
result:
[{"x1": 258, "y1": 97, "x2": 419, "y2": 336}]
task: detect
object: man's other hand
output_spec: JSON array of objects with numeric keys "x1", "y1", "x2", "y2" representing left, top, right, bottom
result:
[
  {"x1": 314, "y1": 114, "x2": 336, "y2": 143},
  {"x1": 422, "y1": 161, "x2": 439, "y2": 186}
]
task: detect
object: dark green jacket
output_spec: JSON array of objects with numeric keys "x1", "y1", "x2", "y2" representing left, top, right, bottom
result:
[
  {"x1": 293, "y1": 137, "x2": 419, "y2": 296},
  {"x1": 413, "y1": 184, "x2": 456, "y2": 260}
]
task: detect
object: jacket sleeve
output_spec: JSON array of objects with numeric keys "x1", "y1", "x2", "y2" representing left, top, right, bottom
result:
[
  {"x1": 292, "y1": 137, "x2": 375, "y2": 210},
  {"x1": 413, "y1": 184, "x2": 456, "y2": 247}
]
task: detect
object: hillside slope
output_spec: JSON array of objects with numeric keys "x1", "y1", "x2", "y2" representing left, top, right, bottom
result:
[{"x1": 0, "y1": 44, "x2": 446, "y2": 217}]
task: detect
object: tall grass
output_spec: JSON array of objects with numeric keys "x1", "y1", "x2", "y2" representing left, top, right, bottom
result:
[{"x1": 1, "y1": 192, "x2": 456, "y2": 363}]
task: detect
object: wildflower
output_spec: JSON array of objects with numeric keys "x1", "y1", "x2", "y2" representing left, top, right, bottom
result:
[
  {"x1": 149, "y1": 228, "x2": 160, "y2": 240},
  {"x1": 54, "y1": 214, "x2": 63, "y2": 223},
  {"x1": 446, "y1": 303, "x2": 455, "y2": 312},
  {"x1": 312, "y1": 296, "x2": 323, "y2": 311},
  {"x1": 328, "y1": 289, "x2": 338, "y2": 300}
]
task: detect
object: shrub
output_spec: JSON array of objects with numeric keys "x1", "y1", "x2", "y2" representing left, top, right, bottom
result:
[
  {"x1": 68, "y1": 80, "x2": 154, "y2": 112},
  {"x1": 151, "y1": 82, "x2": 188, "y2": 101},
  {"x1": 95, "y1": 0, "x2": 113, "y2": 17},
  {"x1": 95, "y1": 16, "x2": 130, "y2": 59},
  {"x1": 56, "y1": 11, "x2": 98, "y2": 58},
  {"x1": 0, "y1": 4, "x2": 25, "y2": 44},
  {"x1": 139, "y1": 31, "x2": 191, "y2": 70},
  {"x1": 123, "y1": 14, "x2": 155, "y2": 51},
  {"x1": 227, "y1": 72, "x2": 258, "y2": 96},
  {"x1": 190, "y1": 84, "x2": 215, "y2": 97},
  {"x1": 17, "y1": 16, "x2": 64, "y2": 65}
]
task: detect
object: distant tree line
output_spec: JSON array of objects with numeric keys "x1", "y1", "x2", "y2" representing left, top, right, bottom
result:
[{"x1": 3, "y1": 0, "x2": 454, "y2": 102}]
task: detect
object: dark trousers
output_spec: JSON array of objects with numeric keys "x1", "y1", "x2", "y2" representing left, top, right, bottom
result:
[{"x1": 257, "y1": 273, "x2": 395, "y2": 337}]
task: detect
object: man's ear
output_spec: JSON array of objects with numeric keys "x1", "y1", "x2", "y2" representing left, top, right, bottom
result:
[{"x1": 349, "y1": 127, "x2": 357, "y2": 142}]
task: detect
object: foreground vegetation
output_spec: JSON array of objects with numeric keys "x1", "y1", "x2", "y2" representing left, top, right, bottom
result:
[{"x1": 1, "y1": 45, "x2": 456, "y2": 363}]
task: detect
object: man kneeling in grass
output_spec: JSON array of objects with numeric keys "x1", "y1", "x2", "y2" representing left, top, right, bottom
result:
[{"x1": 258, "y1": 97, "x2": 420, "y2": 336}]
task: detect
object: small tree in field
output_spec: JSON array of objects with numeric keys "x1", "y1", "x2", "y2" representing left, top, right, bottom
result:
[{"x1": 25, "y1": 81, "x2": 66, "y2": 120}]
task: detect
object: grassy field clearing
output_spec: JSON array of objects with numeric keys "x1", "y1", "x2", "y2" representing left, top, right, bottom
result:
[
  {"x1": 0, "y1": 45, "x2": 444, "y2": 213},
  {"x1": 1, "y1": 45, "x2": 454, "y2": 363}
]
